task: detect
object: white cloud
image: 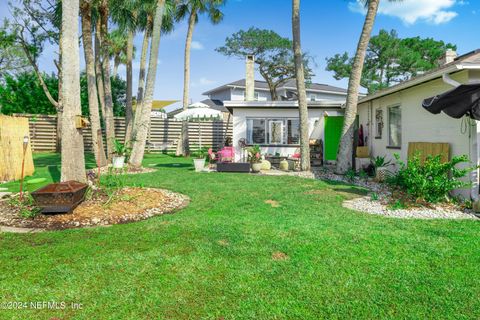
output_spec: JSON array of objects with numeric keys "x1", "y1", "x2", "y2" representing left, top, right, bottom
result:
[
  {"x1": 191, "y1": 41, "x2": 204, "y2": 50},
  {"x1": 191, "y1": 77, "x2": 216, "y2": 87},
  {"x1": 349, "y1": 0, "x2": 459, "y2": 25}
]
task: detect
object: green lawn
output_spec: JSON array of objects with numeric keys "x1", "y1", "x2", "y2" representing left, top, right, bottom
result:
[{"x1": 1, "y1": 153, "x2": 479, "y2": 319}]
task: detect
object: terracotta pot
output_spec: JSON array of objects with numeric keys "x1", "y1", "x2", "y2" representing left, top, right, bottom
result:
[{"x1": 251, "y1": 162, "x2": 262, "y2": 173}]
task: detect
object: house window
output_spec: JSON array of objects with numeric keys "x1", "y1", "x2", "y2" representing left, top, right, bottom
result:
[
  {"x1": 388, "y1": 105, "x2": 401, "y2": 148},
  {"x1": 246, "y1": 119, "x2": 266, "y2": 144},
  {"x1": 243, "y1": 91, "x2": 260, "y2": 101},
  {"x1": 309, "y1": 94, "x2": 316, "y2": 102},
  {"x1": 287, "y1": 119, "x2": 300, "y2": 144},
  {"x1": 375, "y1": 109, "x2": 383, "y2": 139},
  {"x1": 268, "y1": 120, "x2": 284, "y2": 144},
  {"x1": 246, "y1": 118, "x2": 300, "y2": 145}
]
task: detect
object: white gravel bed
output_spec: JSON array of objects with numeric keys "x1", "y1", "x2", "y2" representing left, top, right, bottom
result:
[
  {"x1": 343, "y1": 197, "x2": 479, "y2": 220},
  {"x1": 314, "y1": 166, "x2": 479, "y2": 220}
]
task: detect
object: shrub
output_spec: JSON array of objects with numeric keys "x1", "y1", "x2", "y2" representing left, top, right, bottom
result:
[
  {"x1": 8, "y1": 194, "x2": 41, "y2": 219},
  {"x1": 387, "y1": 153, "x2": 473, "y2": 204},
  {"x1": 247, "y1": 145, "x2": 262, "y2": 164},
  {"x1": 345, "y1": 169, "x2": 356, "y2": 182}
]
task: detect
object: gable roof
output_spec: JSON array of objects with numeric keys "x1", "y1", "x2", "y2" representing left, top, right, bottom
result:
[
  {"x1": 202, "y1": 79, "x2": 348, "y2": 96},
  {"x1": 359, "y1": 49, "x2": 480, "y2": 104},
  {"x1": 200, "y1": 99, "x2": 228, "y2": 113}
]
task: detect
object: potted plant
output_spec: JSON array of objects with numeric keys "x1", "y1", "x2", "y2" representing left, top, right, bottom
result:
[
  {"x1": 371, "y1": 155, "x2": 392, "y2": 182},
  {"x1": 247, "y1": 145, "x2": 262, "y2": 173},
  {"x1": 193, "y1": 147, "x2": 208, "y2": 172},
  {"x1": 111, "y1": 139, "x2": 131, "y2": 169}
]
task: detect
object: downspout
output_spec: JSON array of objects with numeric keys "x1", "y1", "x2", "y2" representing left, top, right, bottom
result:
[
  {"x1": 442, "y1": 73, "x2": 461, "y2": 88},
  {"x1": 442, "y1": 71, "x2": 479, "y2": 201}
]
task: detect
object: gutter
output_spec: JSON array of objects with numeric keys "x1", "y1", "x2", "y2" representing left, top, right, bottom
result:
[{"x1": 359, "y1": 64, "x2": 463, "y2": 104}]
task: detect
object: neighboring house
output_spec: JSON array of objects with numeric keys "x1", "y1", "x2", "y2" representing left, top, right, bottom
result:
[
  {"x1": 202, "y1": 78, "x2": 348, "y2": 102},
  {"x1": 357, "y1": 49, "x2": 480, "y2": 199}
]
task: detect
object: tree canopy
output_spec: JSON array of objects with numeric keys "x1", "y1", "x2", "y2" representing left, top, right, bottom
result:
[
  {"x1": 0, "y1": 71, "x2": 127, "y2": 116},
  {"x1": 326, "y1": 29, "x2": 457, "y2": 94},
  {"x1": 216, "y1": 27, "x2": 314, "y2": 100}
]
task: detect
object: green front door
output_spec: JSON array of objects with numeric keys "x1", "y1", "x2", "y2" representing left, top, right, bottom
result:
[{"x1": 324, "y1": 116, "x2": 344, "y2": 161}]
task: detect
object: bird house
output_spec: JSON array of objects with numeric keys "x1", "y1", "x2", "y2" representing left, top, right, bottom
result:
[{"x1": 75, "y1": 115, "x2": 90, "y2": 129}]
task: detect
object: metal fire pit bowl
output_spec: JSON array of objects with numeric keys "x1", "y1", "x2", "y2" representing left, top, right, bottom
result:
[{"x1": 31, "y1": 181, "x2": 88, "y2": 214}]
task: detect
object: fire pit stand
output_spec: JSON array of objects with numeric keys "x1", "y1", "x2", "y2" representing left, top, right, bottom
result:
[{"x1": 31, "y1": 181, "x2": 88, "y2": 214}]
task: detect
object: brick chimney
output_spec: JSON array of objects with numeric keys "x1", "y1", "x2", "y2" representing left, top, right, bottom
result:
[
  {"x1": 245, "y1": 55, "x2": 255, "y2": 101},
  {"x1": 441, "y1": 49, "x2": 457, "y2": 65}
]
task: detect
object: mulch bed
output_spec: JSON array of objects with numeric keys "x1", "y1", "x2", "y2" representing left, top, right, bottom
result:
[{"x1": 0, "y1": 187, "x2": 189, "y2": 231}]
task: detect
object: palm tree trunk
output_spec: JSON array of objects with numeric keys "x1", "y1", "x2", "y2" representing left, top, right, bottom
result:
[
  {"x1": 95, "y1": 20, "x2": 107, "y2": 125},
  {"x1": 81, "y1": 1, "x2": 107, "y2": 167},
  {"x1": 177, "y1": 10, "x2": 197, "y2": 157},
  {"x1": 60, "y1": 0, "x2": 86, "y2": 182},
  {"x1": 129, "y1": 0, "x2": 166, "y2": 167},
  {"x1": 124, "y1": 30, "x2": 134, "y2": 144},
  {"x1": 99, "y1": 0, "x2": 116, "y2": 160},
  {"x1": 292, "y1": 0, "x2": 310, "y2": 171},
  {"x1": 335, "y1": 0, "x2": 379, "y2": 174},
  {"x1": 133, "y1": 25, "x2": 150, "y2": 127},
  {"x1": 113, "y1": 57, "x2": 119, "y2": 78},
  {"x1": 182, "y1": 10, "x2": 196, "y2": 111},
  {"x1": 56, "y1": 32, "x2": 63, "y2": 153}
]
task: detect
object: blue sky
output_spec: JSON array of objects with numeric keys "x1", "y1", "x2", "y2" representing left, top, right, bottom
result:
[{"x1": 2, "y1": 0, "x2": 480, "y2": 111}]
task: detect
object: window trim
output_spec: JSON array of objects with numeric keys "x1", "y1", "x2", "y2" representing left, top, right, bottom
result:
[
  {"x1": 387, "y1": 104, "x2": 402, "y2": 148},
  {"x1": 246, "y1": 117, "x2": 301, "y2": 146}
]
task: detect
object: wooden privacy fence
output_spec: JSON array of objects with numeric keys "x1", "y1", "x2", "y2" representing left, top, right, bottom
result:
[
  {"x1": 0, "y1": 115, "x2": 34, "y2": 181},
  {"x1": 16, "y1": 114, "x2": 232, "y2": 153}
]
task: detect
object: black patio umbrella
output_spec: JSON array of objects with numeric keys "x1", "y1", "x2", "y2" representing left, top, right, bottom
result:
[{"x1": 422, "y1": 84, "x2": 480, "y2": 120}]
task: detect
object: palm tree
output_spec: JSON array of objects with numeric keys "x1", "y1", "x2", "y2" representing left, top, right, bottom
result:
[
  {"x1": 98, "y1": 0, "x2": 116, "y2": 160},
  {"x1": 110, "y1": 1, "x2": 138, "y2": 143},
  {"x1": 80, "y1": 0, "x2": 107, "y2": 167},
  {"x1": 129, "y1": 0, "x2": 166, "y2": 167},
  {"x1": 335, "y1": 0, "x2": 380, "y2": 174},
  {"x1": 108, "y1": 28, "x2": 129, "y2": 78},
  {"x1": 60, "y1": 0, "x2": 86, "y2": 182},
  {"x1": 291, "y1": 0, "x2": 310, "y2": 171},
  {"x1": 175, "y1": 0, "x2": 225, "y2": 156}
]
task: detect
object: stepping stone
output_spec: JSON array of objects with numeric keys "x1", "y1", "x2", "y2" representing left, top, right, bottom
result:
[
  {"x1": 0, "y1": 188, "x2": 8, "y2": 191},
  {"x1": 0, "y1": 226, "x2": 45, "y2": 233}
]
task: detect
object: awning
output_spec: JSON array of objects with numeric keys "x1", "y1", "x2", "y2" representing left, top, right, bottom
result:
[{"x1": 422, "y1": 84, "x2": 480, "y2": 120}]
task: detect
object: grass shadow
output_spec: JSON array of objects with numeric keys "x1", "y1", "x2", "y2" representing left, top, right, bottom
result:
[
  {"x1": 47, "y1": 165, "x2": 61, "y2": 182},
  {"x1": 154, "y1": 163, "x2": 193, "y2": 168}
]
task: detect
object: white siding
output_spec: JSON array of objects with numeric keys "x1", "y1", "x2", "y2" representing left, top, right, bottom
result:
[
  {"x1": 230, "y1": 88, "x2": 271, "y2": 101},
  {"x1": 358, "y1": 70, "x2": 477, "y2": 198},
  {"x1": 209, "y1": 88, "x2": 232, "y2": 101}
]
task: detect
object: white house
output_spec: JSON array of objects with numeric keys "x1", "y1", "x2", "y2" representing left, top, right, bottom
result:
[
  {"x1": 357, "y1": 49, "x2": 480, "y2": 199},
  {"x1": 219, "y1": 55, "x2": 350, "y2": 162},
  {"x1": 223, "y1": 100, "x2": 345, "y2": 162}
]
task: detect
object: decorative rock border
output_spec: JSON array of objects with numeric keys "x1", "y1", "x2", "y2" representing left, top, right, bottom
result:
[
  {"x1": 343, "y1": 196, "x2": 479, "y2": 220},
  {"x1": 0, "y1": 188, "x2": 190, "y2": 233}
]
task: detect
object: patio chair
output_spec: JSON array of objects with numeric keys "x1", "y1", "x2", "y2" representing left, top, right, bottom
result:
[
  {"x1": 217, "y1": 146, "x2": 234, "y2": 163},
  {"x1": 287, "y1": 148, "x2": 301, "y2": 171}
]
